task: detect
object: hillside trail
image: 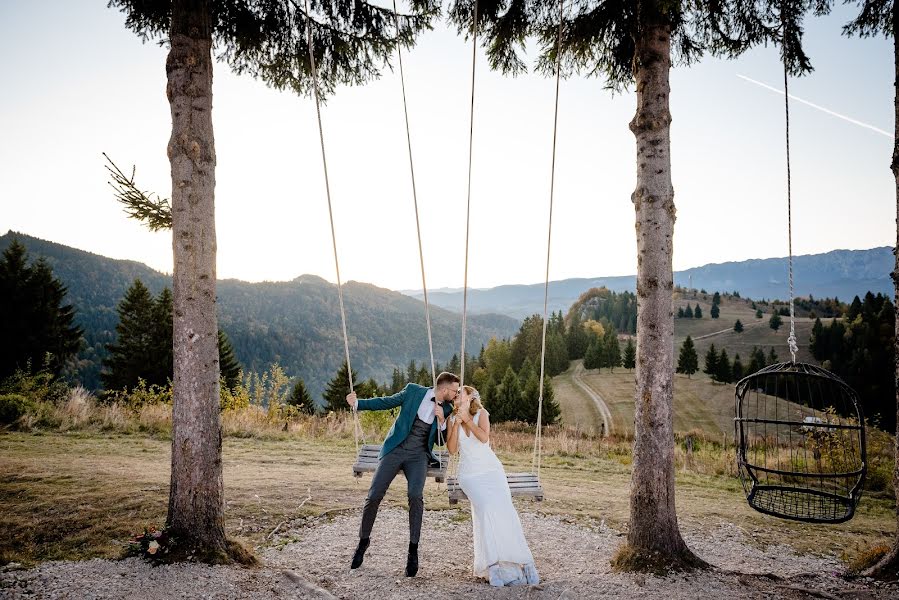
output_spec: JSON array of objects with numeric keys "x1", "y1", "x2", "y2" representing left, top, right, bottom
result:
[
  {"x1": 3, "y1": 508, "x2": 896, "y2": 599},
  {"x1": 572, "y1": 361, "x2": 613, "y2": 437},
  {"x1": 691, "y1": 319, "x2": 766, "y2": 341}
]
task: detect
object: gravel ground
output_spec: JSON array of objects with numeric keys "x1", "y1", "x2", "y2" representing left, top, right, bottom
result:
[{"x1": 2, "y1": 508, "x2": 896, "y2": 599}]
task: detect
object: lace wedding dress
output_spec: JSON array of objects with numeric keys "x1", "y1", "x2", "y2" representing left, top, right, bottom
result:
[{"x1": 456, "y1": 410, "x2": 539, "y2": 586}]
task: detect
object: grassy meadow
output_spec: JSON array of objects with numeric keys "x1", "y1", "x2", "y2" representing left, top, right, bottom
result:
[{"x1": 1, "y1": 367, "x2": 896, "y2": 570}]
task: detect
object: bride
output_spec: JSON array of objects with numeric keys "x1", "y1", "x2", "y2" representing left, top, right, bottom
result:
[{"x1": 446, "y1": 385, "x2": 540, "y2": 587}]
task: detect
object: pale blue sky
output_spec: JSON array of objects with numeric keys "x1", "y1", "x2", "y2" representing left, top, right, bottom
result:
[{"x1": 0, "y1": 1, "x2": 893, "y2": 290}]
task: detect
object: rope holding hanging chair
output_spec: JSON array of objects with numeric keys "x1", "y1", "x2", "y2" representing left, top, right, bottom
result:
[
  {"x1": 734, "y1": 362, "x2": 867, "y2": 523},
  {"x1": 733, "y1": 8, "x2": 867, "y2": 524}
]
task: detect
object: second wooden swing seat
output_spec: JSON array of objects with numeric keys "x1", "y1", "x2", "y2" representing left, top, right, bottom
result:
[{"x1": 446, "y1": 472, "x2": 544, "y2": 505}]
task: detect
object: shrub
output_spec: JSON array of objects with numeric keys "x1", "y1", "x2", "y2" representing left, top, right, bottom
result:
[
  {"x1": 0, "y1": 367, "x2": 68, "y2": 404},
  {"x1": 0, "y1": 393, "x2": 35, "y2": 425}
]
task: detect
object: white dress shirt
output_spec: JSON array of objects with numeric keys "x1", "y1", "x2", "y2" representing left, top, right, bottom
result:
[{"x1": 416, "y1": 388, "x2": 447, "y2": 430}]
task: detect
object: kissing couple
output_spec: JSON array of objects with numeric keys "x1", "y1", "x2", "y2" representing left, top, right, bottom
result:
[{"x1": 345, "y1": 371, "x2": 540, "y2": 587}]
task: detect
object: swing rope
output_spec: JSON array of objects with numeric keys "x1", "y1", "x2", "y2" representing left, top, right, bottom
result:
[
  {"x1": 532, "y1": 0, "x2": 565, "y2": 479},
  {"x1": 782, "y1": 22, "x2": 798, "y2": 364},
  {"x1": 390, "y1": 0, "x2": 444, "y2": 460},
  {"x1": 302, "y1": 0, "x2": 364, "y2": 452},
  {"x1": 459, "y1": 0, "x2": 480, "y2": 387}
]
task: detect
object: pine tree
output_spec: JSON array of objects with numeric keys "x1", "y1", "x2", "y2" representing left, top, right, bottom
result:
[
  {"x1": 710, "y1": 304, "x2": 720, "y2": 319},
  {"x1": 522, "y1": 373, "x2": 542, "y2": 424},
  {"x1": 712, "y1": 291, "x2": 721, "y2": 306},
  {"x1": 732, "y1": 353, "x2": 744, "y2": 382},
  {"x1": 846, "y1": 295, "x2": 863, "y2": 322},
  {"x1": 322, "y1": 360, "x2": 361, "y2": 412},
  {"x1": 605, "y1": 330, "x2": 622, "y2": 372},
  {"x1": 0, "y1": 240, "x2": 82, "y2": 379},
  {"x1": 217, "y1": 330, "x2": 242, "y2": 392},
  {"x1": 150, "y1": 287, "x2": 174, "y2": 386},
  {"x1": 584, "y1": 339, "x2": 601, "y2": 370},
  {"x1": 715, "y1": 349, "x2": 732, "y2": 383},
  {"x1": 623, "y1": 338, "x2": 636, "y2": 370},
  {"x1": 676, "y1": 336, "x2": 699, "y2": 378},
  {"x1": 703, "y1": 344, "x2": 719, "y2": 378},
  {"x1": 102, "y1": 279, "x2": 156, "y2": 391},
  {"x1": 540, "y1": 375, "x2": 561, "y2": 425},
  {"x1": 684, "y1": 304, "x2": 694, "y2": 319},
  {"x1": 734, "y1": 319, "x2": 744, "y2": 333},
  {"x1": 748, "y1": 347, "x2": 766, "y2": 374},
  {"x1": 490, "y1": 367, "x2": 522, "y2": 423},
  {"x1": 546, "y1": 331, "x2": 570, "y2": 376},
  {"x1": 694, "y1": 304, "x2": 703, "y2": 319},
  {"x1": 566, "y1": 311, "x2": 590, "y2": 360},
  {"x1": 756, "y1": 308, "x2": 764, "y2": 319},
  {"x1": 518, "y1": 356, "x2": 536, "y2": 386},
  {"x1": 677, "y1": 306, "x2": 685, "y2": 318},
  {"x1": 767, "y1": 347, "x2": 779, "y2": 365},
  {"x1": 481, "y1": 376, "x2": 497, "y2": 413},
  {"x1": 769, "y1": 313, "x2": 783, "y2": 331},
  {"x1": 810, "y1": 317, "x2": 825, "y2": 360},
  {"x1": 287, "y1": 378, "x2": 316, "y2": 414},
  {"x1": 448, "y1": 353, "x2": 461, "y2": 376},
  {"x1": 390, "y1": 367, "x2": 405, "y2": 393}
]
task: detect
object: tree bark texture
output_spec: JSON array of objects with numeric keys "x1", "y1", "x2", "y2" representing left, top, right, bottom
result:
[
  {"x1": 625, "y1": 21, "x2": 695, "y2": 562},
  {"x1": 867, "y1": 1, "x2": 899, "y2": 578},
  {"x1": 165, "y1": 0, "x2": 227, "y2": 554}
]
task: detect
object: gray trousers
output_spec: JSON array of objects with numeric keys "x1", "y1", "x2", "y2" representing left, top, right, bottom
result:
[{"x1": 359, "y1": 417, "x2": 431, "y2": 544}]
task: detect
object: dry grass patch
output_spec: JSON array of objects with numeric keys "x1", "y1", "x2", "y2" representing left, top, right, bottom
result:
[{"x1": 1, "y1": 426, "x2": 895, "y2": 568}]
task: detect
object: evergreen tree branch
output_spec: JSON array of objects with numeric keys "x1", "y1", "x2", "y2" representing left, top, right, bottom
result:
[{"x1": 103, "y1": 153, "x2": 172, "y2": 232}]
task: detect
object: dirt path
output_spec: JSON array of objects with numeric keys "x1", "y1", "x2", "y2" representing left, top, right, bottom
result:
[
  {"x1": 3, "y1": 508, "x2": 896, "y2": 599},
  {"x1": 693, "y1": 320, "x2": 765, "y2": 341},
  {"x1": 572, "y1": 362, "x2": 613, "y2": 436}
]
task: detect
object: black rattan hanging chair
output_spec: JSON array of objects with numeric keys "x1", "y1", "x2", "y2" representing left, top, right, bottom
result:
[{"x1": 734, "y1": 362, "x2": 866, "y2": 523}]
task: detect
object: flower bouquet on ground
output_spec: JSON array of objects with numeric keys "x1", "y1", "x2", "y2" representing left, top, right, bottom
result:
[{"x1": 127, "y1": 526, "x2": 176, "y2": 562}]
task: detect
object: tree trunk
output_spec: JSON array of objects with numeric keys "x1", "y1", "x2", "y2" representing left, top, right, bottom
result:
[
  {"x1": 165, "y1": 0, "x2": 229, "y2": 561},
  {"x1": 612, "y1": 19, "x2": 703, "y2": 572},
  {"x1": 865, "y1": 1, "x2": 899, "y2": 580}
]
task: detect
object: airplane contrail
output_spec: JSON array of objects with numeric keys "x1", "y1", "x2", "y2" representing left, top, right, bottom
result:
[{"x1": 736, "y1": 74, "x2": 892, "y2": 139}]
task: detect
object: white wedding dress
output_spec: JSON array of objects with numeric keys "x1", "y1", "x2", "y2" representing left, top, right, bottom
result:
[{"x1": 456, "y1": 410, "x2": 539, "y2": 586}]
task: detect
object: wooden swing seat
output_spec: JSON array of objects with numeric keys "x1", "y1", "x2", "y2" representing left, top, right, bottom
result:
[
  {"x1": 446, "y1": 472, "x2": 544, "y2": 505},
  {"x1": 352, "y1": 444, "x2": 449, "y2": 482}
]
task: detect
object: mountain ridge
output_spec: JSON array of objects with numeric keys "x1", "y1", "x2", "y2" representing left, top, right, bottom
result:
[
  {"x1": 403, "y1": 247, "x2": 893, "y2": 318},
  {"x1": 1, "y1": 231, "x2": 519, "y2": 399}
]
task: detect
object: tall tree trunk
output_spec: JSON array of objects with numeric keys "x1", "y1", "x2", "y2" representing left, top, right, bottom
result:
[
  {"x1": 613, "y1": 19, "x2": 702, "y2": 572},
  {"x1": 866, "y1": 1, "x2": 899, "y2": 579},
  {"x1": 165, "y1": 0, "x2": 228, "y2": 560}
]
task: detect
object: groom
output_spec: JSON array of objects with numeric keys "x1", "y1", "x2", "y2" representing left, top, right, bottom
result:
[{"x1": 345, "y1": 371, "x2": 460, "y2": 577}]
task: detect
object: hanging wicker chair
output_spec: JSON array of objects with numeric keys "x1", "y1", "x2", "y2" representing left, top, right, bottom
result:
[{"x1": 734, "y1": 361, "x2": 867, "y2": 523}]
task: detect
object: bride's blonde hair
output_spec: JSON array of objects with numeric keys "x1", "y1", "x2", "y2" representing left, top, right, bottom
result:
[{"x1": 453, "y1": 385, "x2": 483, "y2": 417}]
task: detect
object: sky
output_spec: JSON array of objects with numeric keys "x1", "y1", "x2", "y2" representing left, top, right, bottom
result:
[{"x1": 0, "y1": 1, "x2": 894, "y2": 291}]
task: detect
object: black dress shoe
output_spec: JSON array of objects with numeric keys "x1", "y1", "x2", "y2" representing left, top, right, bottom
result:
[
  {"x1": 405, "y1": 542, "x2": 419, "y2": 577},
  {"x1": 351, "y1": 538, "x2": 370, "y2": 569}
]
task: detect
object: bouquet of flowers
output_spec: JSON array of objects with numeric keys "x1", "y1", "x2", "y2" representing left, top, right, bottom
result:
[{"x1": 127, "y1": 526, "x2": 176, "y2": 561}]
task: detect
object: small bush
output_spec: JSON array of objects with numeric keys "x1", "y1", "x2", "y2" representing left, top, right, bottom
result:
[{"x1": 0, "y1": 393, "x2": 35, "y2": 425}]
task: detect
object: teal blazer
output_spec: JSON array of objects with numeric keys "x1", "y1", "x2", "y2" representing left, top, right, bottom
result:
[{"x1": 357, "y1": 383, "x2": 452, "y2": 462}]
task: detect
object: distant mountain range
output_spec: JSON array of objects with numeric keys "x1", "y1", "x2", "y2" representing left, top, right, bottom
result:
[
  {"x1": 1, "y1": 232, "x2": 519, "y2": 399},
  {"x1": 4, "y1": 231, "x2": 892, "y2": 398},
  {"x1": 403, "y1": 247, "x2": 894, "y2": 319}
]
